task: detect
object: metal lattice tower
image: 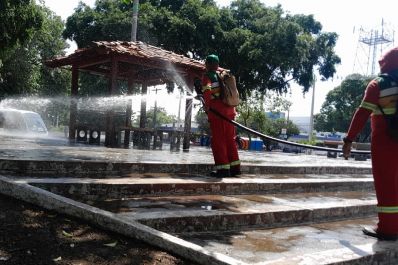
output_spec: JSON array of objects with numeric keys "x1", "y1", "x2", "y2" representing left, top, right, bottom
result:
[{"x1": 353, "y1": 19, "x2": 395, "y2": 76}]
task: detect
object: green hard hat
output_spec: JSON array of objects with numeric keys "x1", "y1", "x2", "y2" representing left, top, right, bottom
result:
[{"x1": 206, "y1": 54, "x2": 219, "y2": 63}]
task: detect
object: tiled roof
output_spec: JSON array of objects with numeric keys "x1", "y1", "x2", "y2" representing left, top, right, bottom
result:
[{"x1": 45, "y1": 41, "x2": 206, "y2": 74}]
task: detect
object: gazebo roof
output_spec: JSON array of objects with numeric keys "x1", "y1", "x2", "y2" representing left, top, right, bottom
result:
[{"x1": 45, "y1": 41, "x2": 207, "y2": 86}]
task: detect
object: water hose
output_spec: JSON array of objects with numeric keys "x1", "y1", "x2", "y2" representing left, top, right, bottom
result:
[{"x1": 204, "y1": 104, "x2": 371, "y2": 155}]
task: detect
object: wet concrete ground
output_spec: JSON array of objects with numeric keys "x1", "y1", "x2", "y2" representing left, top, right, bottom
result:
[
  {"x1": 1, "y1": 134, "x2": 388, "y2": 265},
  {"x1": 84, "y1": 191, "x2": 376, "y2": 214},
  {"x1": 182, "y1": 218, "x2": 390, "y2": 264},
  {"x1": 0, "y1": 134, "x2": 371, "y2": 168}
]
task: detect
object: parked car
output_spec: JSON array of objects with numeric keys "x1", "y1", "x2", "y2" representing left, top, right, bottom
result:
[{"x1": 0, "y1": 109, "x2": 48, "y2": 135}]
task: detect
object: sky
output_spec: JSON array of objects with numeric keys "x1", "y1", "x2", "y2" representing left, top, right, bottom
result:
[{"x1": 43, "y1": 0, "x2": 397, "y2": 118}]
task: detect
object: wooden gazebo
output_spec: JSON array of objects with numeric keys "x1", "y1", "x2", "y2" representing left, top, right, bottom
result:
[{"x1": 46, "y1": 41, "x2": 206, "y2": 149}]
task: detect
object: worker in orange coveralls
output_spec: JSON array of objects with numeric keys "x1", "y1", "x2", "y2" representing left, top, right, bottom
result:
[
  {"x1": 200, "y1": 54, "x2": 241, "y2": 178},
  {"x1": 343, "y1": 46, "x2": 398, "y2": 240}
]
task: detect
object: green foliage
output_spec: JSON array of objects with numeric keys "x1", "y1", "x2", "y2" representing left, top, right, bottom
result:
[
  {"x1": 314, "y1": 74, "x2": 372, "y2": 141},
  {"x1": 195, "y1": 109, "x2": 210, "y2": 134},
  {"x1": 0, "y1": 3, "x2": 70, "y2": 98},
  {"x1": 0, "y1": 0, "x2": 43, "y2": 59},
  {"x1": 236, "y1": 93, "x2": 299, "y2": 137},
  {"x1": 63, "y1": 0, "x2": 340, "y2": 96},
  {"x1": 63, "y1": 1, "x2": 132, "y2": 48},
  {"x1": 236, "y1": 95, "x2": 269, "y2": 134},
  {"x1": 0, "y1": 3, "x2": 70, "y2": 128},
  {"x1": 0, "y1": 4, "x2": 70, "y2": 98},
  {"x1": 133, "y1": 107, "x2": 176, "y2": 128},
  {"x1": 297, "y1": 137, "x2": 319, "y2": 146},
  {"x1": 269, "y1": 118, "x2": 300, "y2": 137}
]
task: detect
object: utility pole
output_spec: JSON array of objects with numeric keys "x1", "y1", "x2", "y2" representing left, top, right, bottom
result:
[
  {"x1": 309, "y1": 76, "x2": 316, "y2": 141},
  {"x1": 130, "y1": 0, "x2": 139, "y2": 41}
]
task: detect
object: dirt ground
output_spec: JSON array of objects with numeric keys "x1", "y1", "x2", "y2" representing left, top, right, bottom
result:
[{"x1": 0, "y1": 194, "x2": 197, "y2": 265}]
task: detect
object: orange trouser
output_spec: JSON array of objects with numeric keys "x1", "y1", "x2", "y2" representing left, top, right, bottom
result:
[
  {"x1": 208, "y1": 100, "x2": 239, "y2": 169},
  {"x1": 371, "y1": 115, "x2": 398, "y2": 235}
]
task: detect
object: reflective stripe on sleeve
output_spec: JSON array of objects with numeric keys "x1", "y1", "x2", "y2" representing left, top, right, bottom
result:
[
  {"x1": 202, "y1": 85, "x2": 211, "y2": 93},
  {"x1": 373, "y1": 107, "x2": 396, "y2": 115},
  {"x1": 360, "y1": 101, "x2": 377, "y2": 111}
]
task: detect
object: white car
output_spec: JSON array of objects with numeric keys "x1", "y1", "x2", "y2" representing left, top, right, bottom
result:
[{"x1": 0, "y1": 109, "x2": 48, "y2": 135}]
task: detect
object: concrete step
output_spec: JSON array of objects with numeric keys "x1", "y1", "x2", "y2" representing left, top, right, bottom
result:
[
  {"x1": 180, "y1": 217, "x2": 398, "y2": 265},
  {"x1": 0, "y1": 159, "x2": 372, "y2": 177},
  {"x1": 93, "y1": 191, "x2": 377, "y2": 233},
  {"x1": 2, "y1": 174, "x2": 394, "y2": 265},
  {"x1": 22, "y1": 176, "x2": 374, "y2": 199}
]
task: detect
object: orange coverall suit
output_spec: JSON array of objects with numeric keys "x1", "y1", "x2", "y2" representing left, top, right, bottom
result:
[
  {"x1": 346, "y1": 48, "x2": 398, "y2": 236},
  {"x1": 202, "y1": 70, "x2": 240, "y2": 172}
]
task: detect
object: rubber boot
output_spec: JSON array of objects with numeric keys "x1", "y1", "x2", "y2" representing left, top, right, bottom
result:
[
  {"x1": 230, "y1": 165, "x2": 241, "y2": 177},
  {"x1": 210, "y1": 169, "x2": 230, "y2": 178},
  {"x1": 362, "y1": 226, "x2": 398, "y2": 241}
]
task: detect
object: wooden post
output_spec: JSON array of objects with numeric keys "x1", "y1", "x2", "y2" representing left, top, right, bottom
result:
[
  {"x1": 139, "y1": 82, "x2": 147, "y2": 128},
  {"x1": 124, "y1": 78, "x2": 134, "y2": 147},
  {"x1": 69, "y1": 65, "x2": 79, "y2": 140},
  {"x1": 183, "y1": 75, "x2": 195, "y2": 151},
  {"x1": 105, "y1": 57, "x2": 118, "y2": 147},
  {"x1": 183, "y1": 97, "x2": 193, "y2": 151}
]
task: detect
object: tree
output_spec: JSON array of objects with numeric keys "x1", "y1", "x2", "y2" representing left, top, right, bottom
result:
[
  {"x1": 0, "y1": 0, "x2": 43, "y2": 60},
  {"x1": 0, "y1": 4, "x2": 69, "y2": 98},
  {"x1": 267, "y1": 118, "x2": 299, "y2": 137},
  {"x1": 63, "y1": 0, "x2": 340, "y2": 96},
  {"x1": 236, "y1": 94, "x2": 270, "y2": 136},
  {"x1": 195, "y1": 109, "x2": 210, "y2": 134},
  {"x1": 218, "y1": 1, "x2": 340, "y2": 97},
  {"x1": 236, "y1": 92, "x2": 299, "y2": 137},
  {"x1": 0, "y1": 4, "x2": 70, "y2": 128},
  {"x1": 314, "y1": 74, "x2": 372, "y2": 141},
  {"x1": 133, "y1": 107, "x2": 176, "y2": 128}
]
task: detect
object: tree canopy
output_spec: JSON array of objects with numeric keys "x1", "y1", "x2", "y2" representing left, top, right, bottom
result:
[
  {"x1": 195, "y1": 92, "x2": 299, "y2": 137},
  {"x1": 0, "y1": 0, "x2": 43, "y2": 58},
  {"x1": 0, "y1": 4, "x2": 70, "y2": 98},
  {"x1": 314, "y1": 74, "x2": 372, "y2": 141},
  {"x1": 0, "y1": 3, "x2": 70, "y2": 127},
  {"x1": 63, "y1": 0, "x2": 341, "y2": 96}
]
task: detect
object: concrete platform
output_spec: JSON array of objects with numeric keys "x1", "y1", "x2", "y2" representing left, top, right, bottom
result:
[
  {"x1": 0, "y1": 134, "x2": 371, "y2": 168},
  {"x1": 182, "y1": 218, "x2": 398, "y2": 265},
  {"x1": 1, "y1": 135, "x2": 392, "y2": 265}
]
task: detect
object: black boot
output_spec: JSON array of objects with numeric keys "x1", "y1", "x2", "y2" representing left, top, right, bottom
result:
[
  {"x1": 210, "y1": 169, "x2": 230, "y2": 178},
  {"x1": 230, "y1": 165, "x2": 241, "y2": 177},
  {"x1": 362, "y1": 227, "x2": 398, "y2": 241}
]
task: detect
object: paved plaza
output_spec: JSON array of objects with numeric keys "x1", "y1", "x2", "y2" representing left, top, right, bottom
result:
[
  {"x1": 0, "y1": 133, "x2": 371, "y2": 168},
  {"x1": 3, "y1": 133, "x2": 397, "y2": 265}
]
